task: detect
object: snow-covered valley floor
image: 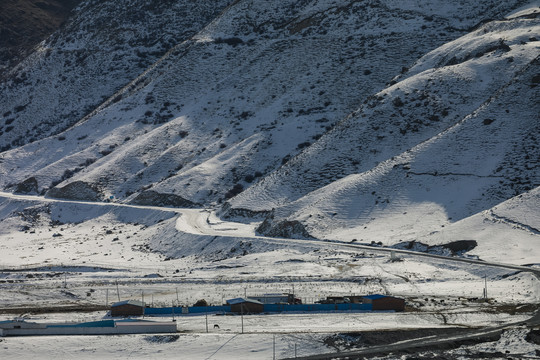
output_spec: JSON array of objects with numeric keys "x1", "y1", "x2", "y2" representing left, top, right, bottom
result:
[{"x1": 0, "y1": 193, "x2": 539, "y2": 359}]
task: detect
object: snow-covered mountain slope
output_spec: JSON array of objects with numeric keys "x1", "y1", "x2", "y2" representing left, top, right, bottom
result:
[
  {"x1": 228, "y1": 7, "x2": 539, "y2": 253},
  {"x1": 0, "y1": 0, "x2": 234, "y2": 151},
  {"x1": 0, "y1": 0, "x2": 534, "y2": 208},
  {"x1": 0, "y1": 1, "x2": 538, "y2": 268}
]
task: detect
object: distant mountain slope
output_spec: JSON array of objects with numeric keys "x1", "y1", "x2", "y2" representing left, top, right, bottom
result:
[
  {"x1": 0, "y1": 0, "x2": 234, "y2": 151},
  {"x1": 0, "y1": 0, "x2": 81, "y2": 76},
  {"x1": 229, "y1": 8, "x2": 539, "y2": 242},
  {"x1": 1, "y1": 0, "x2": 534, "y2": 210}
]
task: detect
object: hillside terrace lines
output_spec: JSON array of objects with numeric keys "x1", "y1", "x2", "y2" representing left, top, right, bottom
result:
[
  {"x1": 256, "y1": 49, "x2": 539, "y2": 234},
  {"x1": 388, "y1": 53, "x2": 540, "y2": 158}
]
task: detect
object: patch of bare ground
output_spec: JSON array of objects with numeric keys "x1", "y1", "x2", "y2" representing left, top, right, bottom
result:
[
  {"x1": 484, "y1": 303, "x2": 540, "y2": 315},
  {"x1": 322, "y1": 328, "x2": 504, "y2": 359},
  {"x1": 324, "y1": 328, "x2": 475, "y2": 351}
]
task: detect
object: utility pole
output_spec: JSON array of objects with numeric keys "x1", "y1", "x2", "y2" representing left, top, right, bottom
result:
[
  {"x1": 206, "y1": 311, "x2": 209, "y2": 333},
  {"x1": 176, "y1": 287, "x2": 179, "y2": 304},
  {"x1": 106, "y1": 289, "x2": 109, "y2": 307},
  {"x1": 483, "y1": 275, "x2": 488, "y2": 300},
  {"x1": 116, "y1": 280, "x2": 121, "y2": 302}
]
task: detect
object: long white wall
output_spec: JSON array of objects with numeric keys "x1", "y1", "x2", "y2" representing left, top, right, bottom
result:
[{"x1": 0, "y1": 323, "x2": 177, "y2": 336}]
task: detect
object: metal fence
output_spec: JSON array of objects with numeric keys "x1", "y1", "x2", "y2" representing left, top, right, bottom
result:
[
  {"x1": 144, "y1": 305, "x2": 230, "y2": 315},
  {"x1": 263, "y1": 303, "x2": 372, "y2": 312},
  {"x1": 144, "y1": 303, "x2": 372, "y2": 315}
]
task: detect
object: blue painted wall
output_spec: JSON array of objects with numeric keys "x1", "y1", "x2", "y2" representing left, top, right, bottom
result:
[
  {"x1": 144, "y1": 303, "x2": 372, "y2": 315},
  {"x1": 144, "y1": 306, "x2": 230, "y2": 315},
  {"x1": 263, "y1": 303, "x2": 372, "y2": 312}
]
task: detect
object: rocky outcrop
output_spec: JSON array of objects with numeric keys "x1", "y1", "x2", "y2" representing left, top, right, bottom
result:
[
  {"x1": 14, "y1": 177, "x2": 39, "y2": 194},
  {"x1": 46, "y1": 181, "x2": 101, "y2": 201},
  {"x1": 256, "y1": 218, "x2": 314, "y2": 239},
  {"x1": 130, "y1": 190, "x2": 198, "y2": 208},
  {"x1": 392, "y1": 240, "x2": 478, "y2": 256}
]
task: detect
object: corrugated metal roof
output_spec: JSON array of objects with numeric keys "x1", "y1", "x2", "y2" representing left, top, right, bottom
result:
[
  {"x1": 111, "y1": 299, "x2": 145, "y2": 307},
  {"x1": 226, "y1": 297, "x2": 263, "y2": 305}
]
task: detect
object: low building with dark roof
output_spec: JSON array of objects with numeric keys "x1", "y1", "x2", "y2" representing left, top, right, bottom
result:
[
  {"x1": 362, "y1": 294, "x2": 405, "y2": 311},
  {"x1": 226, "y1": 298, "x2": 264, "y2": 314},
  {"x1": 111, "y1": 300, "x2": 146, "y2": 317}
]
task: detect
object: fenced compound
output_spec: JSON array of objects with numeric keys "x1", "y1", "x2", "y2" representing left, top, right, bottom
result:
[
  {"x1": 263, "y1": 303, "x2": 371, "y2": 312},
  {"x1": 145, "y1": 305, "x2": 229, "y2": 315},
  {"x1": 142, "y1": 303, "x2": 372, "y2": 315}
]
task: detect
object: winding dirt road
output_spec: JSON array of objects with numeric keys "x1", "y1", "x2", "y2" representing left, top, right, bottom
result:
[{"x1": 1, "y1": 190, "x2": 538, "y2": 276}]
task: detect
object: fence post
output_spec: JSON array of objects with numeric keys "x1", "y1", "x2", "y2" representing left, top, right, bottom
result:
[
  {"x1": 241, "y1": 304, "x2": 244, "y2": 334},
  {"x1": 273, "y1": 334, "x2": 276, "y2": 360}
]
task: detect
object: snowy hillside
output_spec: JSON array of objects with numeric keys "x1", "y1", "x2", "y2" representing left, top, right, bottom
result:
[
  {"x1": 0, "y1": 3, "x2": 539, "y2": 357},
  {"x1": 228, "y1": 5, "x2": 540, "y2": 261},
  {"x1": 0, "y1": 0, "x2": 234, "y2": 151},
  {"x1": 0, "y1": 0, "x2": 535, "y2": 209},
  {"x1": 0, "y1": 0, "x2": 82, "y2": 76},
  {"x1": 0, "y1": 1, "x2": 538, "y2": 265}
]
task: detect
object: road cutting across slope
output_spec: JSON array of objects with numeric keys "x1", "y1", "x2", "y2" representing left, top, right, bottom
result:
[{"x1": 0, "y1": 191, "x2": 538, "y2": 277}]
